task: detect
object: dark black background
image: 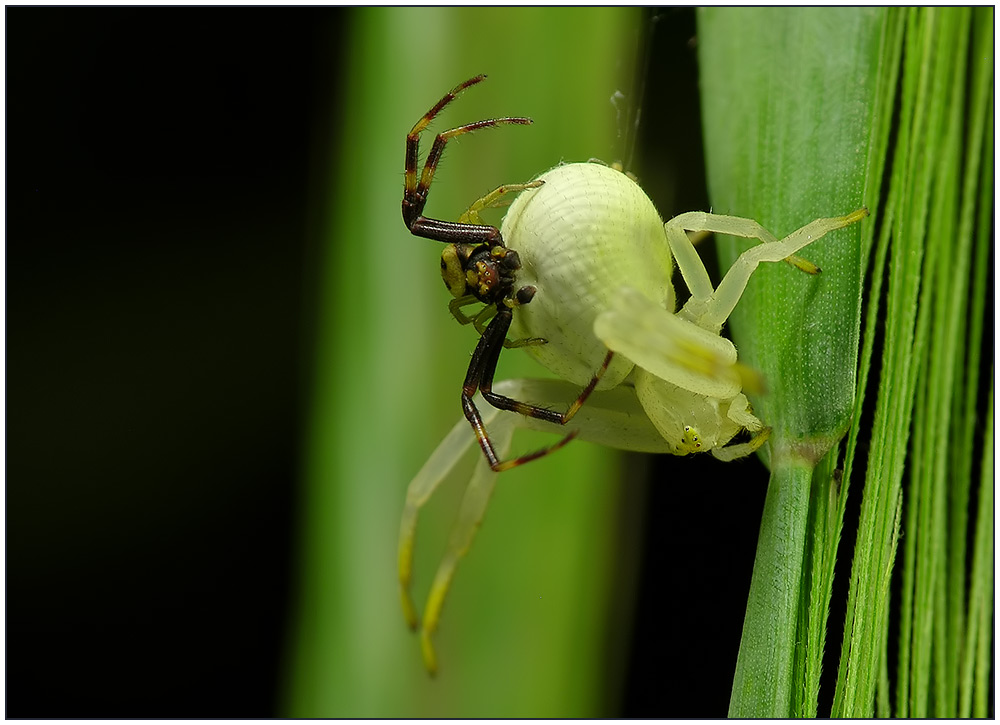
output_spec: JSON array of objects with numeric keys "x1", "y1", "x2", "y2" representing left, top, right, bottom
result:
[
  {"x1": 7, "y1": 7, "x2": 772, "y2": 717},
  {"x1": 8, "y1": 8, "x2": 341, "y2": 717}
]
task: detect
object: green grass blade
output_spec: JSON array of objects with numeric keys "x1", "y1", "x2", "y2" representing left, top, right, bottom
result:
[
  {"x1": 835, "y1": 18, "x2": 906, "y2": 715},
  {"x1": 834, "y1": 7, "x2": 941, "y2": 717},
  {"x1": 911, "y1": 9, "x2": 969, "y2": 716},
  {"x1": 831, "y1": 8, "x2": 993, "y2": 717},
  {"x1": 875, "y1": 577, "x2": 893, "y2": 717},
  {"x1": 799, "y1": 449, "x2": 836, "y2": 717},
  {"x1": 950, "y1": 12, "x2": 994, "y2": 718},
  {"x1": 808, "y1": 10, "x2": 905, "y2": 719},
  {"x1": 941, "y1": 9, "x2": 992, "y2": 716},
  {"x1": 696, "y1": 8, "x2": 886, "y2": 717},
  {"x1": 890, "y1": 17, "x2": 943, "y2": 717},
  {"x1": 958, "y1": 376, "x2": 994, "y2": 717},
  {"x1": 970, "y1": 380, "x2": 994, "y2": 718},
  {"x1": 841, "y1": 7, "x2": 906, "y2": 493},
  {"x1": 959, "y1": 36, "x2": 995, "y2": 709},
  {"x1": 834, "y1": 13, "x2": 906, "y2": 716}
]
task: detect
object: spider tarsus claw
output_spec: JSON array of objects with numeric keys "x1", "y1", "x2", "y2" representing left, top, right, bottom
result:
[
  {"x1": 420, "y1": 631, "x2": 439, "y2": 677},
  {"x1": 400, "y1": 590, "x2": 420, "y2": 631},
  {"x1": 840, "y1": 207, "x2": 869, "y2": 225},
  {"x1": 785, "y1": 253, "x2": 821, "y2": 276}
]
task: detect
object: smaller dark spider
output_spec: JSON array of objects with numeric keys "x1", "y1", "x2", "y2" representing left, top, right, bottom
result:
[{"x1": 402, "y1": 74, "x2": 611, "y2": 472}]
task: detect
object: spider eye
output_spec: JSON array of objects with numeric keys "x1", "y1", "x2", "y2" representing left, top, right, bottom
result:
[{"x1": 440, "y1": 245, "x2": 467, "y2": 298}]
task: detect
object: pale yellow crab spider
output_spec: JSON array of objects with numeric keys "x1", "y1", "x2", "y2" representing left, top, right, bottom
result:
[{"x1": 399, "y1": 76, "x2": 868, "y2": 675}]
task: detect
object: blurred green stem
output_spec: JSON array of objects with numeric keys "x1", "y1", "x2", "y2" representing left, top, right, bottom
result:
[{"x1": 729, "y1": 461, "x2": 811, "y2": 717}]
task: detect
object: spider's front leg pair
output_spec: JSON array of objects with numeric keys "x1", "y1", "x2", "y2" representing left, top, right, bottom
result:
[
  {"x1": 461, "y1": 302, "x2": 615, "y2": 471},
  {"x1": 403, "y1": 74, "x2": 612, "y2": 472}
]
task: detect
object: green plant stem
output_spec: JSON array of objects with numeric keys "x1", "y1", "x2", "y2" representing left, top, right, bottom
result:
[
  {"x1": 698, "y1": 9, "x2": 885, "y2": 717},
  {"x1": 729, "y1": 460, "x2": 812, "y2": 717},
  {"x1": 799, "y1": 448, "x2": 840, "y2": 717}
]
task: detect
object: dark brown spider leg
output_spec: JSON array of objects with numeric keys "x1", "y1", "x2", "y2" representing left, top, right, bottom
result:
[
  {"x1": 475, "y1": 309, "x2": 564, "y2": 424},
  {"x1": 404, "y1": 75, "x2": 486, "y2": 195},
  {"x1": 403, "y1": 77, "x2": 531, "y2": 244},
  {"x1": 416, "y1": 118, "x2": 531, "y2": 200},
  {"x1": 463, "y1": 308, "x2": 577, "y2": 473},
  {"x1": 478, "y1": 314, "x2": 613, "y2": 427},
  {"x1": 559, "y1": 350, "x2": 615, "y2": 423},
  {"x1": 403, "y1": 118, "x2": 531, "y2": 245}
]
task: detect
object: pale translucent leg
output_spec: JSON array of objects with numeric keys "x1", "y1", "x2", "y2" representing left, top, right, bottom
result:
[
  {"x1": 458, "y1": 180, "x2": 543, "y2": 224},
  {"x1": 725, "y1": 393, "x2": 763, "y2": 432},
  {"x1": 594, "y1": 286, "x2": 743, "y2": 399},
  {"x1": 447, "y1": 295, "x2": 544, "y2": 348},
  {"x1": 665, "y1": 209, "x2": 868, "y2": 332},
  {"x1": 448, "y1": 294, "x2": 492, "y2": 328},
  {"x1": 665, "y1": 212, "x2": 827, "y2": 303},
  {"x1": 711, "y1": 394, "x2": 768, "y2": 462},
  {"x1": 398, "y1": 405, "x2": 504, "y2": 630},
  {"x1": 400, "y1": 380, "x2": 673, "y2": 673},
  {"x1": 418, "y1": 416, "x2": 514, "y2": 676},
  {"x1": 713, "y1": 426, "x2": 771, "y2": 462},
  {"x1": 495, "y1": 378, "x2": 674, "y2": 453}
]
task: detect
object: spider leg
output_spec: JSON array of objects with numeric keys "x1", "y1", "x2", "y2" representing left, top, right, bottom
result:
[
  {"x1": 401, "y1": 378, "x2": 681, "y2": 672},
  {"x1": 448, "y1": 298, "x2": 545, "y2": 348},
  {"x1": 666, "y1": 209, "x2": 868, "y2": 332},
  {"x1": 558, "y1": 350, "x2": 615, "y2": 422},
  {"x1": 402, "y1": 75, "x2": 532, "y2": 245},
  {"x1": 595, "y1": 286, "x2": 745, "y2": 399},
  {"x1": 711, "y1": 392, "x2": 769, "y2": 462},
  {"x1": 479, "y1": 306, "x2": 547, "y2": 349},
  {"x1": 458, "y1": 180, "x2": 544, "y2": 225},
  {"x1": 501, "y1": 335, "x2": 548, "y2": 350},
  {"x1": 463, "y1": 309, "x2": 576, "y2": 472},
  {"x1": 417, "y1": 417, "x2": 513, "y2": 676},
  {"x1": 477, "y1": 310, "x2": 612, "y2": 423},
  {"x1": 397, "y1": 410, "x2": 503, "y2": 631},
  {"x1": 478, "y1": 341, "x2": 612, "y2": 432},
  {"x1": 448, "y1": 294, "x2": 487, "y2": 326},
  {"x1": 471, "y1": 304, "x2": 496, "y2": 332},
  {"x1": 687, "y1": 229, "x2": 818, "y2": 273},
  {"x1": 463, "y1": 307, "x2": 612, "y2": 472},
  {"x1": 405, "y1": 75, "x2": 485, "y2": 198}
]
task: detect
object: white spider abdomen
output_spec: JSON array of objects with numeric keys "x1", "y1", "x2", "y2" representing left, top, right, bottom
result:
[{"x1": 501, "y1": 162, "x2": 674, "y2": 388}]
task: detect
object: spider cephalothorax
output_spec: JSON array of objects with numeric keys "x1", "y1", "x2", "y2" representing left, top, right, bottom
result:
[{"x1": 438, "y1": 241, "x2": 531, "y2": 306}]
